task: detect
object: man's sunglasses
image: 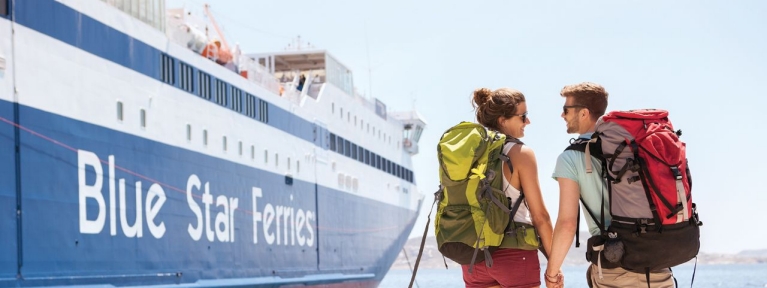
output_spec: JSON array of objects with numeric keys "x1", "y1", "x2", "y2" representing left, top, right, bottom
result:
[
  {"x1": 563, "y1": 105, "x2": 586, "y2": 115},
  {"x1": 514, "y1": 111, "x2": 528, "y2": 123}
]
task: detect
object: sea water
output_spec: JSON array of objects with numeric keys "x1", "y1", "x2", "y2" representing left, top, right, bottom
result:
[{"x1": 380, "y1": 264, "x2": 767, "y2": 288}]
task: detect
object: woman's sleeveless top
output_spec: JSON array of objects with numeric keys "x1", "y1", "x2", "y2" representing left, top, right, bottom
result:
[{"x1": 503, "y1": 142, "x2": 532, "y2": 225}]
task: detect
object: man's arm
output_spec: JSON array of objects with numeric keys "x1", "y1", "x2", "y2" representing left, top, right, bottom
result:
[{"x1": 545, "y1": 177, "x2": 581, "y2": 281}]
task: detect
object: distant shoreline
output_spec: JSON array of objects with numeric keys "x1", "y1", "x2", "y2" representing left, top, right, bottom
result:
[{"x1": 392, "y1": 236, "x2": 767, "y2": 270}]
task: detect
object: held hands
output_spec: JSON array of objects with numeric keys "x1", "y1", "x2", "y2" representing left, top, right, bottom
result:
[{"x1": 544, "y1": 270, "x2": 564, "y2": 288}]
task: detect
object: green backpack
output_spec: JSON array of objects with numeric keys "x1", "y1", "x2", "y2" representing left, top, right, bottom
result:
[
  {"x1": 437, "y1": 121, "x2": 539, "y2": 263},
  {"x1": 408, "y1": 122, "x2": 539, "y2": 287}
]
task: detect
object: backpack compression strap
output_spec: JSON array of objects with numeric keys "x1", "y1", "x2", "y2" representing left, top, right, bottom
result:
[{"x1": 468, "y1": 137, "x2": 527, "y2": 273}]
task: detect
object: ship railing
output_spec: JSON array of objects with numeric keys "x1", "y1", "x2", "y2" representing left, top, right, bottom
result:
[
  {"x1": 239, "y1": 56, "x2": 281, "y2": 95},
  {"x1": 281, "y1": 72, "x2": 324, "y2": 105}
]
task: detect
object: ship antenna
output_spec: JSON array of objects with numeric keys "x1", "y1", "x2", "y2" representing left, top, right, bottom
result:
[{"x1": 365, "y1": 21, "x2": 373, "y2": 99}]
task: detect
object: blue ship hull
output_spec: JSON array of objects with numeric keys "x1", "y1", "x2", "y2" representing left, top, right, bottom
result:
[{"x1": 0, "y1": 100, "x2": 420, "y2": 287}]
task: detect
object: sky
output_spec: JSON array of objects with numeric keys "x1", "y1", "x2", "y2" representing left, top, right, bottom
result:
[{"x1": 167, "y1": 0, "x2": 767, "y2": 254}]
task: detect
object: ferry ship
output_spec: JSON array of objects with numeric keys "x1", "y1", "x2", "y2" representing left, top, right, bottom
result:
[{"x1": 0, "y1": 0, "x2": 426, "y2": 287}]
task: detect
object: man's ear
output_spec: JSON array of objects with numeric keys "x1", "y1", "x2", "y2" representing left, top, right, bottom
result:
[{"x1": 581, "y1": 108, "x2": 590, "y2": 121}]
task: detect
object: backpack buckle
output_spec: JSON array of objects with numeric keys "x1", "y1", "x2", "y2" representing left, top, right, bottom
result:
[
  {"x1": 670, "y1": 166, "x2": 682, "y2": 180},
  {"x1": 637, "y1": 219, "x2": 650, "y2": 234},
  {"x1": 434, "y1": 186, "x2": 444, "y2": 202}
]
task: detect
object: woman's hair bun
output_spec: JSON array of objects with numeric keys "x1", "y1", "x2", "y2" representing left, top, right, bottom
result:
[{"x1": 472, "y1": 88, "x2": 492, "y2": 107}]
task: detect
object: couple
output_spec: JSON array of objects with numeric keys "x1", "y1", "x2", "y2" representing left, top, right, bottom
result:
[{"x1": 464, "y1": 82, "x2": 674, "y2": 288}]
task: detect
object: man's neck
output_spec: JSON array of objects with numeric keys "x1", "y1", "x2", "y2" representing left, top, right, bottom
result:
[{"x1": 579, "y1": 122, "x2": 597, "y2": 134}]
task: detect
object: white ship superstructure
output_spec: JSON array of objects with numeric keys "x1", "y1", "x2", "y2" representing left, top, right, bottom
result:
[{"x1": 0, "y1": 1, "x2": 426, "y2": 287}]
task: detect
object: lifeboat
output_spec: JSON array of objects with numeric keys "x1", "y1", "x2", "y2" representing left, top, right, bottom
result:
[{"x1": 201, "y1": 39, "x2": 232, "y2": 65}]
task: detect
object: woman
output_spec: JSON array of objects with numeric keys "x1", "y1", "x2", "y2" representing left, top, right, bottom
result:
[{"x1": 462, "y1": 88, "x2": 554, "y2": 288}]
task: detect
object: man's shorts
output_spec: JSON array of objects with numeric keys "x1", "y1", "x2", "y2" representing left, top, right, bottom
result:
[
  {"x1": 587, "y1": 265, "x2": 674, "y2": 288},
  {"x1": 462, "y1": 248, "x2": 540, "y2": 288}
]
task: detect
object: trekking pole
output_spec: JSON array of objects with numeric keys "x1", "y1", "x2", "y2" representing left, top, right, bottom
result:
[{"x1": 402, "y1": 248, "x2": 419, "y2": 288}]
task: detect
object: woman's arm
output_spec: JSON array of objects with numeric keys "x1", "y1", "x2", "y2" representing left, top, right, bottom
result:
[{"x1": 509, "y1": 145, "x2": 554, "y2": 258}]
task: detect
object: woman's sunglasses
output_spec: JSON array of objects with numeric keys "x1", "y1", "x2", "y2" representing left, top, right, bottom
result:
[{"x1": 515, "y1": 111, "x2": 528, "y2": 123}]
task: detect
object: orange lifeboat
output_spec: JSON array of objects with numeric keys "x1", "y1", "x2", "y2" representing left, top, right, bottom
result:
[{"x1": 201, "y1": 39, "x2": 232, "y2": 65}]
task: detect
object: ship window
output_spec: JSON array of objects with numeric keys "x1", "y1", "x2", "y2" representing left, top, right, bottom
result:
[
  {"x1": 264, "y1": 150, "x2": 268, "y2": 164},
  {"x1": 179, "y1": 62, "x2": 194, "y2": 93},
  {"x1": 186, "y1": 124, "x2": 191, "y2": 141},
  {"x1": 198, "y1": 72, "x2": 211, "y2": 100},
  {"x1": 354, "y1": 116, "x2": 357, "y2": 126},
  {"x1": 297, "y1": 160, "x2": 300, "y2": 173},
  {"x1": 232, "y1": 88, "x2": 243, "y2": 113},
  {"x1": 347, "y1": 112, "x2": 350, "y2": 122},
  {"x1": 223, "y1": 136, "x2": 228, "y2": 152},
  {"x1": 238, "y1": 141, "x2": 243, "y2": 156},
  {"x1": 354, "y1": 146, "x2": 365, "y2": 162},
  {"x1": 1, "y1": 0, "x2": 8, "y2": 16},
  {"x1": 344, "y1": 140, "x2": 351, "y2": 157},
  {"x1": 259, "y1": 99, "x2": 269, "y2": 123},
  {"x1": 287, "y1": 157, "x2": 291, "y2": 170},
  {"x1": 364, "y1": 150, "x2": 370, "y2": 165},
  {"x1": 161, "y1": 54, "x2": 175, "y2": 85},
  {"x1": 332, "y1": 103, "x2": 335, "y2": 114},
  {"x1": 140, "y1": 109, "x2": 146, "y2": 128},
  {"x1": 340, "y1": 108, "x2": 343, "y2": 119},
  {"x1": 251, "y1": 145, "x2": 255, "y2": 160},
  {"x1": 246, "y1": 94, "x2": 256, "y2": 118},
  {"x1": 275, "y1": 153, "x2": 279, "y2": 167},
  {"x1": 116, "y1": 101, "x2": 123, "y2": 121},
  {"x1": 337, "y1": 136, "x2": 344, "y2": 155},
  {"x1": 215, "y1": 80, "x2": 228, "y2": 107},
  {"x1": 245, "y1": 94, "x2": 252, "y2": 117},
  {"x1": 351, "y1": 144, "x2": 358, "y2": 160},
  {"x1": 203, "y1": 129, "x2": 208, "y2": 146},
  {"x1": 329, "y1": 134, "x2": 337, "y2": 151}
]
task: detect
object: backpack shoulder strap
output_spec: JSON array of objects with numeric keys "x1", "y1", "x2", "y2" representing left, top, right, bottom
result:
[
  {"x1": 409, "y1": 186, "x2": 445, "y2": 288},
  {"x1": 563, "y1": 138, "x2": 608, "y2": 245},
  {"x1": 499, "y1": 138, "x2": 522, "y2": 175}
]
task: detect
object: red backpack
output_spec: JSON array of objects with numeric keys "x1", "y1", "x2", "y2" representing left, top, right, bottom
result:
[{"x1": 567, "y1": 109, "x2": 702, "y2": 278}]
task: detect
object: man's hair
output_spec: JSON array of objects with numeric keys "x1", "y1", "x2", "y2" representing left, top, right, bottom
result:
[{"x1": 560, "y1": 82, "x2": 609, "y2": 121}]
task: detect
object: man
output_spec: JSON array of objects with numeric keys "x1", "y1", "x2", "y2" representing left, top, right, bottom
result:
[{"x1": 543, "y1": 82, "x2": 674, "y2": 288}]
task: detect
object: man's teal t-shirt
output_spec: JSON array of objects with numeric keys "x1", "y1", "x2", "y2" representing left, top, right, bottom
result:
[{"x1": 552, "y1": 133, "x2": 611, "y2": 236}]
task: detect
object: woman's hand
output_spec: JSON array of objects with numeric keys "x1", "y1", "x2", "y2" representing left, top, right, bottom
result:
[{"x1": 544, "y1": 270, "x2": 564, "y2": 288}]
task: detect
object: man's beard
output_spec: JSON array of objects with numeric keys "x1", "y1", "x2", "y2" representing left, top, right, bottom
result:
[{"x1": 566, "y1": 118, "x2": 579, "y2": 134}]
